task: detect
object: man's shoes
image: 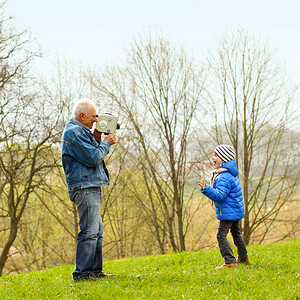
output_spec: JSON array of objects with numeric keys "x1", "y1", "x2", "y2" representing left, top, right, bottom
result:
[
  {"x1": 96, "y1": 272, "x2": 115, "y2": 278},
  {"x1": 74, "y1": 272, "x2": 115, "y2": 281},
  {"x1": 237, "y1": 257, "x2": 251, "y2": 265},
  {"x1": 74, "y1": 274, "x2": 98, "y2": 281},
  {"x1": 215, "y1": 262, "x2": 238, "y2": 270}
]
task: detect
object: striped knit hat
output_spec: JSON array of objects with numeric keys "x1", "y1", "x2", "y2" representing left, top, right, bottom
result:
[{"x1": 214, "y1": 144, "x2": 235, "y2": 163}]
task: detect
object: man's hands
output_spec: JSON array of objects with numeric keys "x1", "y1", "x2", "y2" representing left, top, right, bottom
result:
[
  {"x1": 198, "y1": 179, "x2": 206, "y2": 190},
  {"x1": 104, "y1": 133, "x2": 116, "y2": 145},
  {"x1": 93, "y1": 128, "x2": 102, "y2": 140},
  {"x1": 93, "y1": 128, "x2": 116, "y2": 145}
]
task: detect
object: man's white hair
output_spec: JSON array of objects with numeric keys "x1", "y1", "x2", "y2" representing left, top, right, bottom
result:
[{"x1": 73, "y1": 99, "x2": 96, "y2": 117}]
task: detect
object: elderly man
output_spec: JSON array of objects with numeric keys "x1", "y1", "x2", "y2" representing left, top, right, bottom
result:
[{"x1": 61, "y1": 99, "x2": 116, "y2": 281}]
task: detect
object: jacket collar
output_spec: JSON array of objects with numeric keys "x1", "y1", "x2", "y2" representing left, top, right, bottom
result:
[{"x1": 70, "y1": 118, "x2": 91, "y2": 131}]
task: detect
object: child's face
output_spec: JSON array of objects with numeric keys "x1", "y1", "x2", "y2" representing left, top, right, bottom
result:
[{"x1": 212, "y1": 153, "x2": 224, "y2": 169}]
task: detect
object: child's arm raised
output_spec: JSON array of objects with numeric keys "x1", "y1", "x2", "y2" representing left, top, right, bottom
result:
[{"x1": 198, "y1": 179, "x2": 206, "y2": 190}]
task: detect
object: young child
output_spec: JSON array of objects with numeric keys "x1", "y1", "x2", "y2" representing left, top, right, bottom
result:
[{"x1": 198, "y1": 144, "x2": 250, "y2": 269}]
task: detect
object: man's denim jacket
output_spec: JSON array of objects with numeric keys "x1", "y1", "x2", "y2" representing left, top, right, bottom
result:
[{"x1": 61, "y1": 118, "x2": 110, "y2": 191}]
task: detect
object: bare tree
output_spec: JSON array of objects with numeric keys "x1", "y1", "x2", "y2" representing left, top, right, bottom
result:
[
  {"x1": 0, "y1": 2, "x2": 48, "y2": 276},
  {"x1": 204, "y1": 28, "x2": 300, "y2": 244},
  {"x1": 89, "y1": 32, "x2": 207, "y2": 252},
  {"x1": 0, "y1": 85, "x2": 64, "y2": 275}
]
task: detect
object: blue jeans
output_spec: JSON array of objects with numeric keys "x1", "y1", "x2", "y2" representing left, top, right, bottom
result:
[
  {"x1": 69, "y1": 187, "x2": 103, "y2": 280},
  {"x1": 217, "y1": 220, "x2": 248, "y2": 264}
]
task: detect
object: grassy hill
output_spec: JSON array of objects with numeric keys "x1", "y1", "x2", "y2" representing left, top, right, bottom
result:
[{"x1": 0, "y1": 239, "x2": 299, "y2": 299}]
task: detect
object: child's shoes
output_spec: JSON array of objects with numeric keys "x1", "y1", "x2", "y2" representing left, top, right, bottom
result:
[{"x1": 215, "y1": 262, "x2": 238, "y2": 270}]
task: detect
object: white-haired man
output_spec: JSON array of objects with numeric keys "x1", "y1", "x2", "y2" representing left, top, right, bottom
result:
[{"x1": 61, "y1": 99, "x2": 116, "y2": 281}]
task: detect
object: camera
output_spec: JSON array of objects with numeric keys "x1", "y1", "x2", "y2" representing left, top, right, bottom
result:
[{"x1": 96, "y1": 113, "x2": 120, "y2": 134}]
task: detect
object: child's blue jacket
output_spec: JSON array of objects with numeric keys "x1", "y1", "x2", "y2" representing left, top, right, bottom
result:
[{"x1": 201, "y1": 159, "x2": 244, "y2": 221}]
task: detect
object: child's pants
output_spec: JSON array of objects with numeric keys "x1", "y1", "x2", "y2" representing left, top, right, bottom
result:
[{"x1": 217, "y1": 220, "x2": 248, "y2": 264}]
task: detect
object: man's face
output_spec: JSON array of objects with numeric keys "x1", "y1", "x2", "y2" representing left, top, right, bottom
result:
[{"x1": 81, "y1": 104, "x2": 98, "y2": 129}]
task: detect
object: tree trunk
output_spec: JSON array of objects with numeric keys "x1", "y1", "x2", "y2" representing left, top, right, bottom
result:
[{"x1": 0, "y1": 218, "x2": 18, "y2": 276}]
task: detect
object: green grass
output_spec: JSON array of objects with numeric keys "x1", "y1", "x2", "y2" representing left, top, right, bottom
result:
[{"x1": 1, "y1": 239, "x2": 300, "y2": 299}]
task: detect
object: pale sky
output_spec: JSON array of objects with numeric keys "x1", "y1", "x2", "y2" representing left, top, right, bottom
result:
[{"x1": 4, "y1": 0, "x2": 300, "y2": 83}]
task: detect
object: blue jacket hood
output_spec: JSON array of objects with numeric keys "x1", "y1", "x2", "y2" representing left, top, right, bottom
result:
[{"x1": 222, "y1": 158, "x2": 238, "y2": 177}]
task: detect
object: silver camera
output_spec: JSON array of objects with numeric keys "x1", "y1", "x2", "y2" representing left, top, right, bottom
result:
[{"x1": 96, "y1": 113, "x2": 120, "y2": 134}]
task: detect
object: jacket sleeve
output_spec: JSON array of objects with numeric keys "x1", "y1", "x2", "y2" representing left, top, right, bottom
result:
[
  {"x1": 201, "y1": 176, "x2": 231, "y2": 203},
  {"x1": 68, "y1": 131, "x2": 111, "y2": 168}
]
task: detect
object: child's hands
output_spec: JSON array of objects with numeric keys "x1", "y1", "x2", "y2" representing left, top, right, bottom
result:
[{"x1": 198, "y1": 179, "x2": 206, "y2": 190}]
